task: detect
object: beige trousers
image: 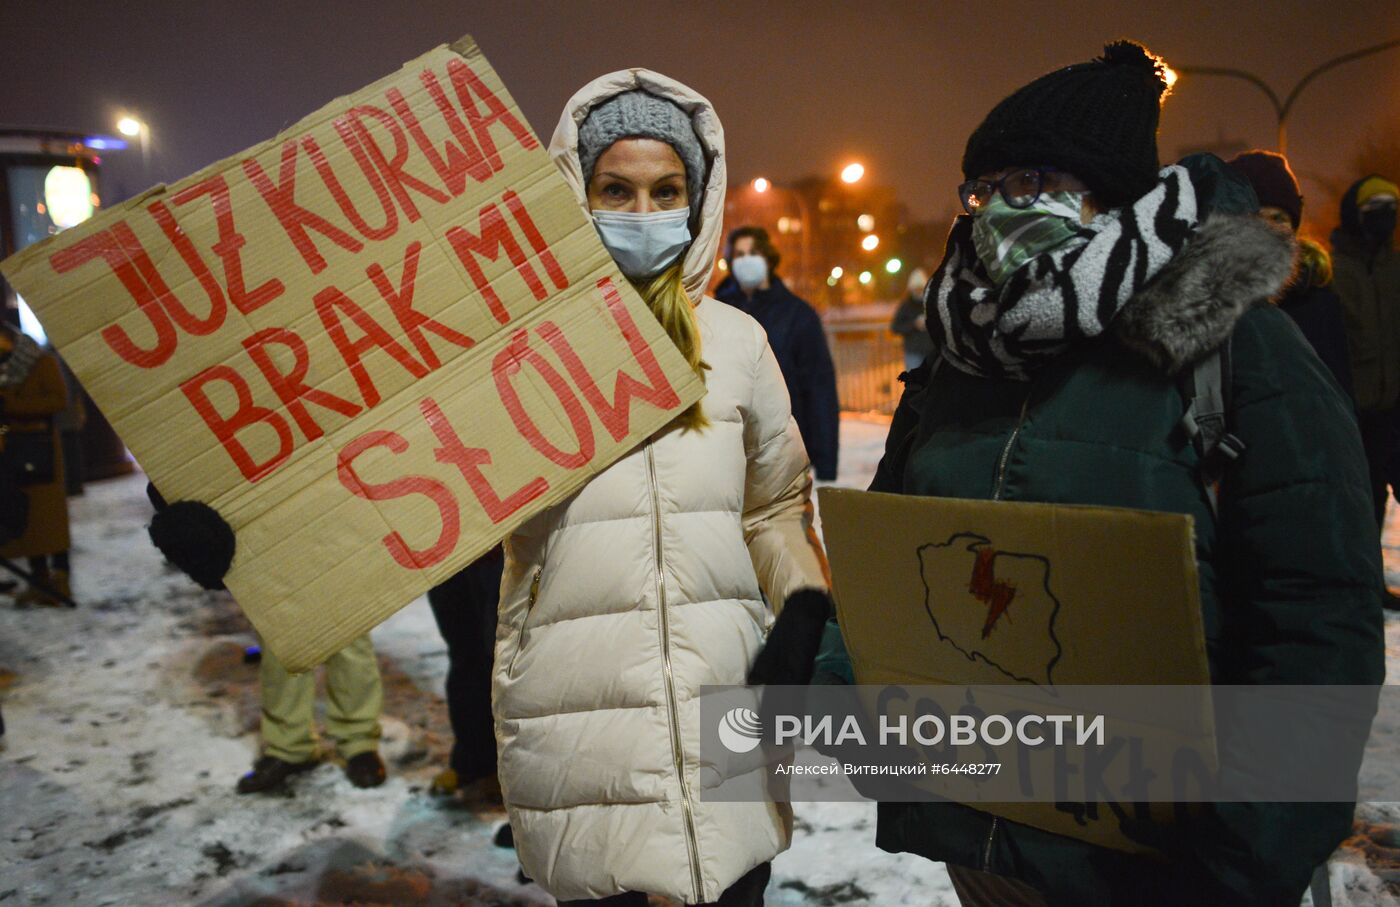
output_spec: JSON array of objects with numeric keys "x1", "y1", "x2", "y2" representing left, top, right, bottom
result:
[{"x1": 258, "y1": 634, "x2": 383, "y2": 762}]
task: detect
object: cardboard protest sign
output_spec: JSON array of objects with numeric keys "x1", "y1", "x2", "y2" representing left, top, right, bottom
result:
[
  {"x1": 817, "y1": 488, "x2": 1215, "y2": 852},
  {"x1": 1, "y1": 36, "x2": 705, "y2": 671}
]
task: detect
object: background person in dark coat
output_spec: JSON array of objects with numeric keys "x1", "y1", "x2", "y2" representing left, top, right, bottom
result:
[
  {"x1": 889, "y1": 267, "x2": 934, "y2": 371},
  {"x1": 1227, "y1": 151, "x2": 1354, "y2": 400},
  {"x1": 1280, "y1": 238, "x2": 1356, "y2": 399},
  {"x1": 715, "y1": 226, "x2": 840, "y2": 479},
  {"x1": 425, "y1": 545, "x2": 503, "y2": 803},
  {"x1": 1331, "y1": 175, "x2": 1400, "y2": 527}
]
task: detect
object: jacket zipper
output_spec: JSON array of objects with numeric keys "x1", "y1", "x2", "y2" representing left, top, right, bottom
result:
[
  {"x1": 992, "y1": 397, "x2": 1031, "y2": 501},
  {"x1": 507, "y1": 568, "x2": 542, "y2": 677},
  {"x1": 985, "y1": 396, "x2": 1026, "y2": 865},
  {"x1": 646, "y1": 443, "x2": 705, "y2": 901}
]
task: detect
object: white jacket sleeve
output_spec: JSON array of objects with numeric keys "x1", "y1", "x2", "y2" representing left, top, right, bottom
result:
[{"x1": 741, "y1": 327, "x2": 831, "y2": 614}]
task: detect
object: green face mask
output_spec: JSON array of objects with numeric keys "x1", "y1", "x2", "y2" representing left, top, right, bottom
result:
[{"x1": 970, "y1": 191, "x2": 1088, "y2": 285}]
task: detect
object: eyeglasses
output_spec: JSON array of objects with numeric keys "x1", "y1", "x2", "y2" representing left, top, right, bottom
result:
[{"x1": 958, "y1": 167, "x2": 1062, "y2": 215}]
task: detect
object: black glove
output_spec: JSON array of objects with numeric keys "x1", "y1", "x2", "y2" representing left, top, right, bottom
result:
[
  {"x1": 147, "y1": 490, "x2": 234, "y2": 591},
  {"x1": 747, "y1": 588, "x2": 833, "y2": 687}
]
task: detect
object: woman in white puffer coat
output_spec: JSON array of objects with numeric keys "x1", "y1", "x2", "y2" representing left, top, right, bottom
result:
[{"x1": 492, "y1": 71, "x2": 833, "y2": 906}]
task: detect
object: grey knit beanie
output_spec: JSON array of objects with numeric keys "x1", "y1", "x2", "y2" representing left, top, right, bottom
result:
[{"x1": 578, "y1": 90, "x2": 707, "y2": 222}]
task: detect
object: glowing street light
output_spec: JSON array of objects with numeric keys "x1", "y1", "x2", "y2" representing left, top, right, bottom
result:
[
  {"x1": 857, "y1": 213, "x2": 875, "y2": 232},
  {"x1": 829, "y1": 266, "x2": 844, "y2": 279},
  {"x1": 752, "y1": 177, "x2": 770, "y2": 193},
  {"x1": 117, "y1": 114, "x2": 152, "y2": 169},
  {"x1": 840, "y1": 162, "x2": 865, "y2": 184},
  {"x1": 861, "y1": 234, "x2": 880, "y2": 252},
  {"x1": 858, "y1": 270, "x2": 873, "y2": 285},
  {"x1": 885, "y1": 258, "x2": 903, "y2": 274}
]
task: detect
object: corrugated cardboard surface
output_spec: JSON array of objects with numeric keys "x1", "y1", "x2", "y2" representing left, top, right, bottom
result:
[
  {"x1": 819, "y1": 488, "x2": 1214, "y2": 853},
  {"x1": 1, "y1": 36, "x2": 704, "y2": 670}
]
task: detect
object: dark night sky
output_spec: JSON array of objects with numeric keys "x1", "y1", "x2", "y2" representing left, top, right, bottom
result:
[{"x1": 3, "y1": 0, "x2": 1399, "y2": 227}]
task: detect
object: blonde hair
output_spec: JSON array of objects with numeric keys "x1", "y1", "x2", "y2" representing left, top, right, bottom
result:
[
  {"x1": 1297, "y1": 237, "x2": 1333, "y2": 288},
  {"x1": 634, "y1": 263, "x2": 709, "y2": 432}
]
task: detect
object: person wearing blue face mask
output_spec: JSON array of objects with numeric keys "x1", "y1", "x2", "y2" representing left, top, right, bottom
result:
[
  {"x1": 488, "y1": 72, "x2": 834, "y2": 906},
  {"x1": 145, "y1": 71, "x2": 834, "y2": 906},
  {"x1": 715, "y1": 226, "x2": 840, "y2": 481},
  {"x1": 814, "y1": 40, "x2": 1383, "y2": 906}
]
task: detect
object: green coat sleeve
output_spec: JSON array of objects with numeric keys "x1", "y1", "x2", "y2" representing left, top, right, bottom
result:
[
  {"x1": 1219, "y1": 304, "x2": 1383, "y2": 685},
  {"x1": 1182, "y1": 304, "x2": 1385, "y2": 903},
  {"x1": 812, "y1": 618, "x2": 854, "y2": 685}
]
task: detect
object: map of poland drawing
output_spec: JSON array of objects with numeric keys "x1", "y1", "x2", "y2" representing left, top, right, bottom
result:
[{"x1": 918, "y1": 533, "x2": 1063, "y2": 686}]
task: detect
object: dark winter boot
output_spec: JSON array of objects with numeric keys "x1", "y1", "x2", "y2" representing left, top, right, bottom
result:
[
  {"x1": 236, "y1": 755, "x2": 316, "y2": 794},
  {"x1": 458, "y1": 771, "x2": 504, "y2": 808},
  {"x1": 344, "y1": 751, "x2": 386, "y2": 788},
  {"x1": 13, "y1": 568, "x2": 55, "y2": 607}
]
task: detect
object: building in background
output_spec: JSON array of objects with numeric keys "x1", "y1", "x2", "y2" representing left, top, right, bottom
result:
[
  {"x1": 718, "y1": 164, "x2": 959, "y2": 415},
  {"x1": 720, "y1": 164, "x2": 951, "y2": 311}
]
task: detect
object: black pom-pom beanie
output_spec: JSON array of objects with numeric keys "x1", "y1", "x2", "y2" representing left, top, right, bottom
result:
[{"x1": 962, "y1": 40, "x2": 1171, "y2": 209}]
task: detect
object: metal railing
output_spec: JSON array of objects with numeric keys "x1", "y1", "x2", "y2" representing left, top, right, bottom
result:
[{"x1": 825, "y1": 320, "x2": 905, "y2": 415}]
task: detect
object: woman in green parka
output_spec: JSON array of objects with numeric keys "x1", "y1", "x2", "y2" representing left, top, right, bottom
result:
[{"x1": 818, "y1": 41, "x2": 1385, "y2": 907}]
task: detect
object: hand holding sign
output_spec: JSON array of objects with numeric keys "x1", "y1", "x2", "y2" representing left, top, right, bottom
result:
[
  {"x1": 1, "y1": 36, "x2": 705, "y2": 670},
  {"x1": 146, "y1": 493, "x2": 234, "y2": 591}
]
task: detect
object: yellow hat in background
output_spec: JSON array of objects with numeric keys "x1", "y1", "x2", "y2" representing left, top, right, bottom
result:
[{"x1": 1356, "y1": 176, "x2": 1399, "y2": 206}]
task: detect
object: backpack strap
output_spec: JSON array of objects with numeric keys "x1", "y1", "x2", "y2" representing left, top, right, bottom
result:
[{"x1": 1177, "y1": 340, "x2": 1247, "y2": 518}]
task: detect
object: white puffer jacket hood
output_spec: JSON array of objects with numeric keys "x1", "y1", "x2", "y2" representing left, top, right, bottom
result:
[
  {"x1": 494, "y1": 72, "x2": 829, "y2": 903},
  {"x1": 549, "y1": 68, "x2": 726, "y2": 305}
]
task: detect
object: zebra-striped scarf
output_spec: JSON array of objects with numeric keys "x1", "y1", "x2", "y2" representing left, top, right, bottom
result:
[{"x1": 929, "y1": 165, "x2": 1198, "y2": 380}]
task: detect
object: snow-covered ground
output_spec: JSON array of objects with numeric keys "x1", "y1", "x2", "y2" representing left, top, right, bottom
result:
[{"x1": 1, "y1": 413, "x2": 1396, "y2": 906}]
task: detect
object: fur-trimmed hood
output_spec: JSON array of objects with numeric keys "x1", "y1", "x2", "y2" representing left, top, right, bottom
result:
[{"x1": 1114, "y1": 213, "x2": 1296, "y2": 374}]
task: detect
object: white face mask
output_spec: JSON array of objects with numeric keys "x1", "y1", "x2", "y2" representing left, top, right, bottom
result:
[
  {"x1": 592, "y1": 209, "x2": 691, "y2": 280},
  {"x1": 730, "y1": 254, "x2": 768, "y2": 290}
]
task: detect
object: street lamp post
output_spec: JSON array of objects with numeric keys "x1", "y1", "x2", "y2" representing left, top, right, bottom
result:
[{"x1": 1178, "y1": 37, "x2": 1400, "y2": 154}]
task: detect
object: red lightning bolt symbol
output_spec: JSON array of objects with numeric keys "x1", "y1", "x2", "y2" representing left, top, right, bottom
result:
[{"x1": 968, "y1": 546, "x2": 1017, "y2": 639}]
